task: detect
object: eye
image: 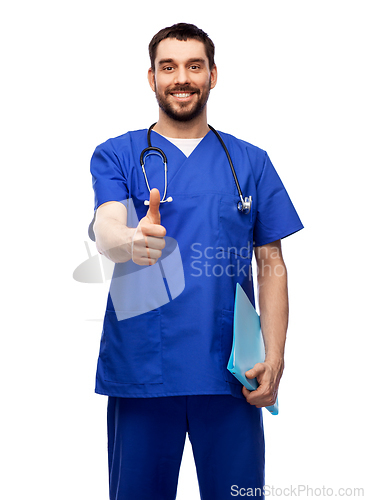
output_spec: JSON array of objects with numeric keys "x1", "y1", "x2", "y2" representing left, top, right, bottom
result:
[{"x1": 163, "y1": 66, "x2": 174, "y2": 71}]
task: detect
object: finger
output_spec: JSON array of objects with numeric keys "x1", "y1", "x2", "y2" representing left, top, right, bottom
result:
[
  {"x1": 133, "y1": 234, "x2": 166, "y2": 253},
  {"x1": 133, "y1": 254, "x2": 161, "y2": 266},
  {"x1": 132, "y1": 246, "x2": 162, "y2": 262},
  {"x1": 245, "y1": 363, "x2": 265, "y2": 380},
  {"x1": 147, "y1": 188, "x2": 161, "y2": 225},
  {"x1": 132, "y1": 244, "x2": 160, "y2": 266},
  {"x1": 245, "y1": 384, "x2": 276, "y2": 408},
  {"x1": 144, "y1": 235, "x2": 166, "y2": 250},
  {"x1": 242, "y1": 385, "x2": 263, "y2": 406},
  {"x1": 140, "y1": 224, "x2": 166, "y2": 239},
  {"x1": 243, "y1": 390, "x2": 263, "y2": 407},
  {"x1": 241, "y1": 386, "x2": 251, "y2": 400},
  {"x1": 133, "y1": 256, "x2": 159, "y2": 266}
]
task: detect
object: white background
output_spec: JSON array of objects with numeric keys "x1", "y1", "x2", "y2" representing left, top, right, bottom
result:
[{"x1": 1, "y1": 1, "x2": 364, "y2": 498}]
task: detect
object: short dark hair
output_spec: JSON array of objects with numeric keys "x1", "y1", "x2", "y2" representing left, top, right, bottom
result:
[{"x1": 149, "y1": 23, "x2": 215, "y2": 72}]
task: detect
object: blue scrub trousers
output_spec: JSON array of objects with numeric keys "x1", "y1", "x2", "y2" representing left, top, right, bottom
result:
[{"x1": 107, "y1": 395, "x2": 265, "y2": 500}]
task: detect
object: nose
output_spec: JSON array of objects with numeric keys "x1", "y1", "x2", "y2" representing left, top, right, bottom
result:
[{"x1": 174, "y1": 65, "x2": 190, "y2": 85}]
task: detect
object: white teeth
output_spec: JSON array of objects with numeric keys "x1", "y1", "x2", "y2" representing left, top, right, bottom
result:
[{"x1": 173, "y1": 93, "x2": 192, "y2": 98}]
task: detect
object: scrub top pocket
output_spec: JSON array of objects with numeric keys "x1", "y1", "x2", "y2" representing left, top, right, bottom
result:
[
  {"x1": 101, "y1": 309, "x2": 163, "y2": 385},
  {"x1": 218, "y1": 198, "x2": 253, "y2": 259}
]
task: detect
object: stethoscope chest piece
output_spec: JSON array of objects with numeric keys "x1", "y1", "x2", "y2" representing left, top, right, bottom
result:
[{"x1": 237, "y1": 196, "x2": 252, "y2": 214}]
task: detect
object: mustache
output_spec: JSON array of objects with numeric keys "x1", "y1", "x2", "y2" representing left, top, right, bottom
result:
[{"x1": 166, "y1": 86, "x2": 200, "y2": 95}]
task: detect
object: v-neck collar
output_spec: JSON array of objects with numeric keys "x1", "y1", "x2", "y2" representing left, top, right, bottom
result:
[
  {"x1": 160, "y1": 136, "x2": 204, "y2": 158},
  {"x1": 150, "y1": 129, "x2": 211, "y2": 156},
  {"x1": 149, "y1": 129, "x2": 213, "y2": 186}
]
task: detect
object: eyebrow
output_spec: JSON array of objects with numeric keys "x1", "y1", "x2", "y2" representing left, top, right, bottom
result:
[{"x1": 157, "y1": 57, "x2": 207, "y2": 67}]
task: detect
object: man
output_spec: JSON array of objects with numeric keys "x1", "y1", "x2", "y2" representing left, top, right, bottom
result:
[{"x1": 90, "y1": 23, "x2": 303, "y2": 500}]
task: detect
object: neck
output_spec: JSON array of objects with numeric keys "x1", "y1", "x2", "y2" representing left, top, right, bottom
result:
[{"x1": 152, "y1": 110, "x2": 210, "y2": 139}]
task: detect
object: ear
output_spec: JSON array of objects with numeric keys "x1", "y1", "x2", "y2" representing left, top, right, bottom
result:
[
  {"x1": 210, "y1": 64, "x2": 218, "y2": 90},
  {"x1": 148, "y1": 68, "x2": 155, "y2": 92}
]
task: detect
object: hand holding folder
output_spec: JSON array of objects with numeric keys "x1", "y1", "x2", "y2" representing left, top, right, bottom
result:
[{"x1": 227, "y1": 283, "x2": 279, "y2": 415}]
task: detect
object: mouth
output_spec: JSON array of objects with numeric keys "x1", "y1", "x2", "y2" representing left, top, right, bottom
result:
[{"x1": 169, "y1": 91, "x2": 196, "y2": 101}]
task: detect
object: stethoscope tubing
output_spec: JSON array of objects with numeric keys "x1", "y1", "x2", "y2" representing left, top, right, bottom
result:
[
  {"x1": 140, "y1": 123, "x2": 251, "y2": 213},
  {"x1": 140, "y1": 124, "x2": 171, "y2": 204},
  {"x1": 207, "y1": 125, "x2": 246, "y2": 211}
]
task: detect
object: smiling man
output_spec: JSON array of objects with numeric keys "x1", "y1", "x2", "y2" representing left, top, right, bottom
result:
[
  {"x1": 90, "y1": 23, "x2": 303, "y2": 500},
  {"x1": 149, "y1": 37, "x2": 216, "y2": 125}
]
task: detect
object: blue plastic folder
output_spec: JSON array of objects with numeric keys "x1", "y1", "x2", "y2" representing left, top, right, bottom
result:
[{"x1": 227, "y1": 283, "x2": 279, "y2": 415}]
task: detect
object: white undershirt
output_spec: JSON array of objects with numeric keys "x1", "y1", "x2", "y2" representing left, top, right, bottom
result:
[{"x1": 161, "y1": 135, "x2": 204, "y2": 157}]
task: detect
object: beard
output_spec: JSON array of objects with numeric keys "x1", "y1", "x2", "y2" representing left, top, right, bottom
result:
[{"x1": 154, "y1": 78, "x2": 211, "y2": 122}]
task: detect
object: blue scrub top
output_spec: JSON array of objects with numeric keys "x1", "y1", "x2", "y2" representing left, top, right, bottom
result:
[{"x1": 90, "y1": 129, "x2": 303, "y2": 399}]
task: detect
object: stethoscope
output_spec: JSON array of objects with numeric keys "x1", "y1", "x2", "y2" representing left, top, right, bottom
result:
[{"x1": 140, "y1": 123, "x2": 252, "y2": 214}]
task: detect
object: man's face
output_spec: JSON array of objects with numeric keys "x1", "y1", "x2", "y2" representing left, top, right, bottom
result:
[{"x1": 148, "y1": 38, "x2": 217, "y2": 122}]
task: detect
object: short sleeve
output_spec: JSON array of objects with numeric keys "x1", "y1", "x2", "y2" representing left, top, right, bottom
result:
[
  {"x1": 90, "y1": 139, "x2": 129, "y2": 211},
  {"x1": 88, "y1": 139, "x2": 130, "y2": 241},
  {"x1": 253, "y1": 153, "x2": 303, "y2": 247}
]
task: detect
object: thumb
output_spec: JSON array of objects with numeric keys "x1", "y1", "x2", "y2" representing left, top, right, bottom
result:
[
  {"x1": 246, "y1": 364, "x2": 263, "y2": 379},
  {"x1": 147, "y1": 188, "x2": 161, "y2": 224}
]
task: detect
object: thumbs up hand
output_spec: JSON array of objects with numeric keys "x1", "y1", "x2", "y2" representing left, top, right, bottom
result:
[{"x1": 132, "y1": 188, "x2": 166, "y2": 266}]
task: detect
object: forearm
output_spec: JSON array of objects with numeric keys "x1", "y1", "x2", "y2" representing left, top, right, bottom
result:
[
  {"x1": 257, "y1": 266, "x2": 288, "y2": 371},
  {"x1": 255, "y1": 246, "x2": 289, "y2": 371}
]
